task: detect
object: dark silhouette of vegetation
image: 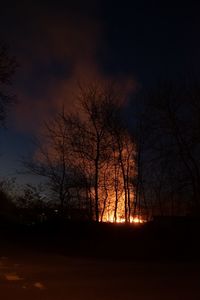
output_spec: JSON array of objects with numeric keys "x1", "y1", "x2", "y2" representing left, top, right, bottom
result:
[
  {"x1": 0, "y1": 43, "x2": 17, "y2": 126},
  {"x1": 23, "y1": 82, "x2": 136, "y2": 222},
  {"x1": 133, "y1": 77, "x2": 200, "y2": 217},
  {"x1": 0, "y1": 75, "x2": 200, "y2": 261},
  {"x1": 0, "y1": 178, "x2": 16, "y2": 224},
  {"x1": 21, "y1": 76, "x2": 200, "y2": 223}
]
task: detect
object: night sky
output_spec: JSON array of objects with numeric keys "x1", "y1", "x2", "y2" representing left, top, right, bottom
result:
[{"x1": 0, "y1": 0, "x2": 200, "y2": 182}]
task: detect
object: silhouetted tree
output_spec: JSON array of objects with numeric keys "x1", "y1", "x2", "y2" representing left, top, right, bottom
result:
[
  {"x1": 0, "y1": 44, "x2": 17, "y2": 126},
  {"x1": 0, "y1": 177, "x2": 16, "y2": 223},
  {"x1": 107, "y1": 106, "x2": 136, "y2": 222},
  {"x1": 23, "y1": 81, "x2": 136, "y2": 222},
  {"x1": 64, "y1": 82, "x2": 136, "y2": 222},
  {"x1": 136, "y1": 78, "x2": 200, "y2": 216},
  {"x1": 23, "y1": 113, "x2": 76, "y2": 214}
]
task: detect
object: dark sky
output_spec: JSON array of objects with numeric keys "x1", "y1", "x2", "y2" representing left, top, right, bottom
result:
[{"x1": 0, "y1": 0, "x2": 200, "y2": 182}]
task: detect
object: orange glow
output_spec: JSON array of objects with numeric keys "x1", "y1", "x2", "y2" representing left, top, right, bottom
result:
[
  {"x1": 102, "y1": 215, "x2": 146, "y2": 224},
  {"x1": 131, "y1": 216, "x2": 145, "y2": 224}
]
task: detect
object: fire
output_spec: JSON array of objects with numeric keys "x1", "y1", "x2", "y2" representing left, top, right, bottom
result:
[
  {"x1": 130, "y1": 216, "x2": 145, "y2": 224},
  {"x1": 99, "y1": 178, "x2": 147, "y2": 224},
  {"x1": 100, "y1": 189, "x2": 146, "y2": 224},
  {"x1": 102, "y1": 213, "x2": 146, "y2": 224}
]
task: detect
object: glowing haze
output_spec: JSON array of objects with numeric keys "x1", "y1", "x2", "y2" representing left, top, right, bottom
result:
[{"x1": 5, "y1": 2, "x2": 101, "y2": 133}]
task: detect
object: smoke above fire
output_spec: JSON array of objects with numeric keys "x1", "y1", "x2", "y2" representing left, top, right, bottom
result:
[
  {"x1": 8, "y1": 2, "x2": 99, "y2": 132},
  {"x1": 3, "y1": 1, "x2": 136, "y2": 133}
]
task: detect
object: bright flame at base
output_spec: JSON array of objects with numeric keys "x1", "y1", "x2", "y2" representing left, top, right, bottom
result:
[
  {"x1": 102, "y1": 215, "x2": 146, "y2": 224},
  {"x1": 131, "y1": 217, "x2": 145, "y2": 224}
]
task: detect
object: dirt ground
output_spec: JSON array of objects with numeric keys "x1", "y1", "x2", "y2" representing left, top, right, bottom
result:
[{"x1": 0, "y1": 251, "x2": 199, "y2": 300}]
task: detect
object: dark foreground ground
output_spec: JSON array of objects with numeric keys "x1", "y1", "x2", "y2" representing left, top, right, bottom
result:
[
  {"x1": 0, "y1": 219, "x2": 200, "y2": 299},
  {"x1": 0, "y1": 252, "x2": 199, "y2": 300}
]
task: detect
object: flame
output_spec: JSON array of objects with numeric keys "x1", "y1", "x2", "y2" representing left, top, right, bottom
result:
[
  {"x1": 130, "y1": 216, "x2": 145, "y2": 224},
  {"x1": 102, "y1": 215, "x2": 146, "y2": 224},
  {"x1": 100, "y1": 185, "x2": 146, "y2": 224}
]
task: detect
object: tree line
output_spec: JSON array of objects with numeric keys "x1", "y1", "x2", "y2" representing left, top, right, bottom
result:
[
  {"x1": 24, "y1": 83, "x2": 137, "y2": 222},
  {"x1": 134, "y1": 78, "x2": 200, "y2": 217},
  {"x1": 23, "y1": 76, "x2": 200, "y2": 221},
  {"x1": 1, "y1": 42, "x2": 200, "y2": 223}
]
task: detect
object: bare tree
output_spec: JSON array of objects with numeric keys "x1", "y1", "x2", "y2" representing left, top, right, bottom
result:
[
  {"x1": 24, "y1": 81, "x2": 136, "y2": 222},
  {"x1": 0, "y1": 44, "x2": 17, "y2": 126},
  {"x1": 23, "y1": 111, "x2": 75, "y2": 215},
  {"x1": 66, "y1": 83, "x2": 116, "y2": 222},
  {"x1": 136, "y1": 78, "x2": 200, "y2": 217}
]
